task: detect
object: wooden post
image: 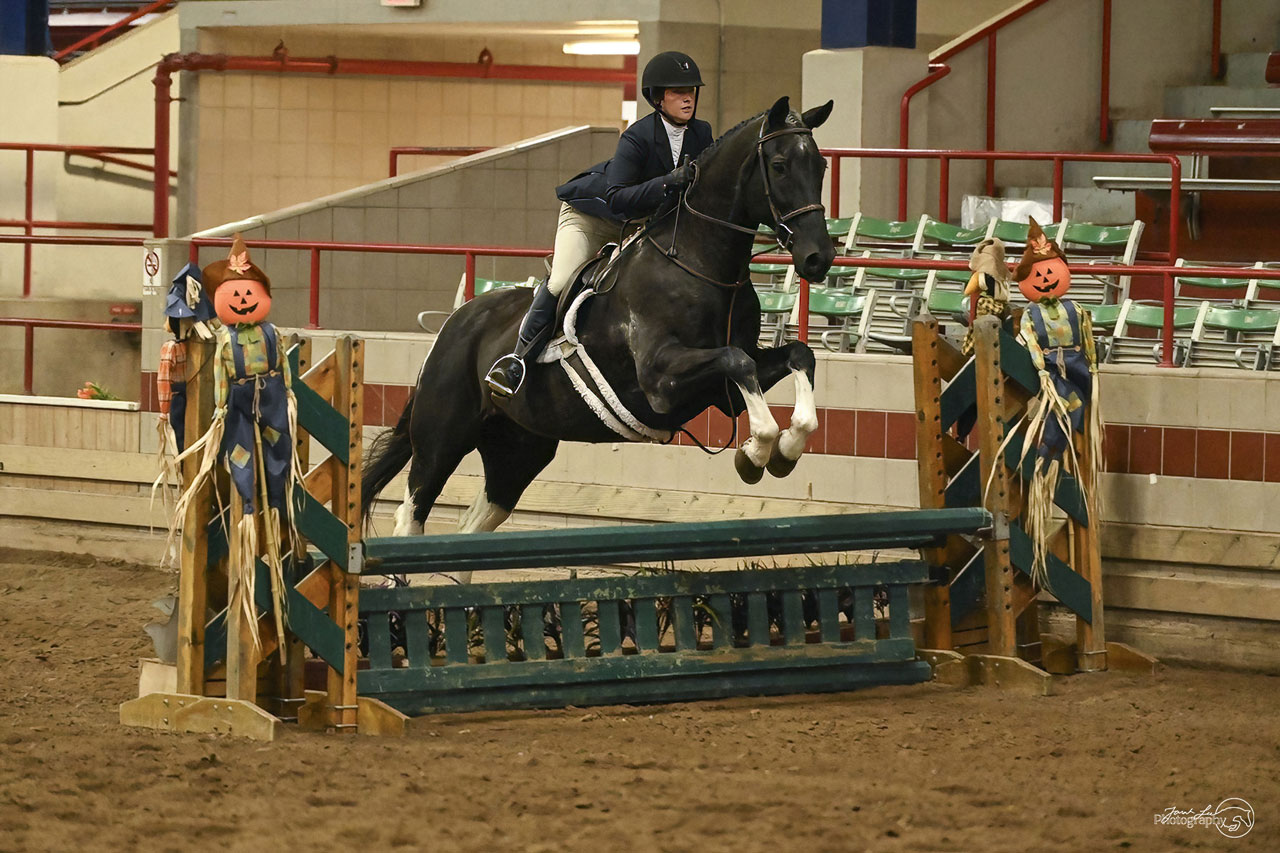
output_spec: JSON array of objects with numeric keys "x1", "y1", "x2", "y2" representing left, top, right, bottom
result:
[
  {"x1": 327, "y1": 336, "x2": 363, "y2": 732},
  {"x1": 1073, "y1": 411, "x2": 1107, "y2": 671},
  {"x1": 911, "y1": 315, "x2": 952, "y2": 650},
  {"x1": 973, "y1": 317, "x2": 1016, "y2": 657},
  {"x1": 176, "y1": 337, "x2": 215, "y2": 695}
]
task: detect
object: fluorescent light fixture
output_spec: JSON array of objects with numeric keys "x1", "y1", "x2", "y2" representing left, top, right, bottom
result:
[{"x1": 563, "y1": 40, "x2": 640, "y2": 56}]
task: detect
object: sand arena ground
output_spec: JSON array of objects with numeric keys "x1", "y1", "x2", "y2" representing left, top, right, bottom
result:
[{"x1": 0, "y1": 548, "x2": 1275, "y2": 852}]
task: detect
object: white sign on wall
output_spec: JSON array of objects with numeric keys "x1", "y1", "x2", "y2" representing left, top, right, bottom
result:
[
  {"x1": 143, "y1": 247, "x2": 164, "y2": 296},
  {"x1": 381, "y1": 0, "x2": 422, "y2": 7}
]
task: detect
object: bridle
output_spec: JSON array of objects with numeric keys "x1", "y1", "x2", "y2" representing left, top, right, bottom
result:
[{"x1": 681, "y1": 116, "x2": 826, "y2": 254}]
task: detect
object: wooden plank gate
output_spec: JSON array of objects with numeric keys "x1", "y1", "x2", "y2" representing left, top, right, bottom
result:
[{"x1": 354, "y1": 509, "x2": 990, "y2": 722}]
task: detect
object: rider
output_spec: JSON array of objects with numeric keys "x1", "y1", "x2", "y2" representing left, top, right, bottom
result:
[{"x1": 485, "y1": 50, "x2": 715, "y2": 397}]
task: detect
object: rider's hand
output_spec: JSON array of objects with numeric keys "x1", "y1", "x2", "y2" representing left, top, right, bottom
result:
[{"x1": 664, "y1": 161, "x2": 695, "y2": 192}]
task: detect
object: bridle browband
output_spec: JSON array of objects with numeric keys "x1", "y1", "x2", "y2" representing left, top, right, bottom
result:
[{"x1": 680, "y1": 117, "x2": 826, "y2": 255}]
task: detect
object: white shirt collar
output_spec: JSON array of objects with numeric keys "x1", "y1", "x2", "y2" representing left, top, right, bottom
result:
[{"x1": 659, "y1": 113, "x2": 687, "y2": 168}]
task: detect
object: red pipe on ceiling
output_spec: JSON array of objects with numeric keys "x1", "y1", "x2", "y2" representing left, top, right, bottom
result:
[{"x1": 152, "y1": 51, "x2": 634, "y2": 236}]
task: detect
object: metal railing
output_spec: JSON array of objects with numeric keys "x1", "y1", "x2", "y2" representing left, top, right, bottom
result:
[
  {"x1": 752, "y1": 253, "x2": 1280, "y2": 368},
  {"x1": 388, "y1": 147, "x2": 491, "y2": 178},
  {"x1": 819, "y1": 147, "x2": 1182, "y2": 260},
  {"x1": 52, "y1": 0, "x2": 175, "y2": 63},
  {"x1": 898, "y1": 0, "x2": 1228, "y2": 216},
  {"x1": 0, "y1": 144, "x2": 158, "y2": 297},
  {"x1": 187, "y1": 237, "x2": 550, "y2": 329},
  {"x1": 0, "y1": 317, "x2": 142, "y2": 396}
]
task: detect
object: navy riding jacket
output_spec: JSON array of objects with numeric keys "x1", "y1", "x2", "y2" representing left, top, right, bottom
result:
[{"x1": 555, "y1": 110, "x2": 714, "y2": 224}]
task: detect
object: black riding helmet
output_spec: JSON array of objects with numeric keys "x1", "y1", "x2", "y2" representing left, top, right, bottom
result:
[{"x1": 640, "y1": 51, "x2": 704, "y2": 112}]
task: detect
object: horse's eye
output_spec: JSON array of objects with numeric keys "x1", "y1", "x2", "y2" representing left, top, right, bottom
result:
[{"x1": 771, "y1": 162, "x2": 786, "y2": 175}]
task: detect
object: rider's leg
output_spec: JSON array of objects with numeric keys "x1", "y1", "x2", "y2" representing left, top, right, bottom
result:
[{"x1": 486, "y1": 203, "x2": 613, "y2": 396}]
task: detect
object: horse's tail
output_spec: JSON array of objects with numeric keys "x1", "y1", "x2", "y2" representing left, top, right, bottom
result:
[{"x1": 360, "y1": 387, "x2": 416, "y2": 520}]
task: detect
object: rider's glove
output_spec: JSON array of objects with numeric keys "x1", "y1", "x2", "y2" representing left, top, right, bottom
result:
[{"x1": 664, "y1": 161, "x2": 695, "y2": 192}]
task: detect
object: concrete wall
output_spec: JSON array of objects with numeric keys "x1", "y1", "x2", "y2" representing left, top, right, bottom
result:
[
  {"x1": 182, "y1": 29, "x2": 626, "y2": 234},
  {"x1": 52, "y1": 11, "x2": 180, "y2": 301},
  {"x1": 804, "y1": 48, "x2": 933, "y2": 220},
  {"x1": 142, "y1": 127, "x2": 618, "y2": 348},
  {"x1": 1220, "y1": 0, "x2": 1280, "y2": 52},
  {"x1": 0, "y1": 56, "x2": 59, "y2": 299}
]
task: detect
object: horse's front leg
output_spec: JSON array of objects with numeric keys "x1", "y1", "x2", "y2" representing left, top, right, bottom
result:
[
  {"x1": 753, "y1": 342, "x2": 819, "y2": 478},
  {"x1": 639, "y1": 343, "x2": 778, "y2": 485}
]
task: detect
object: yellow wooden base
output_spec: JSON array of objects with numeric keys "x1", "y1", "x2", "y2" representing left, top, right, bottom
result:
[
  {"x1": 1105, "y1": 641, "x2": 1160, "y2": 674},
  {"x1": 296, "y1": 690, "x2": 409, "y2": 736},
  {"x1": 932, "y1": 653, "x2": 1055, "y2": 696},
  {"x1": 120, "y1": 693, "x2": 280, "y2": 742}
]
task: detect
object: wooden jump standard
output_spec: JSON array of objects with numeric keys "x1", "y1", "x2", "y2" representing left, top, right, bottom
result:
[{"x1": 912, "y1": 314, "x2": 1156, "y2": 693}]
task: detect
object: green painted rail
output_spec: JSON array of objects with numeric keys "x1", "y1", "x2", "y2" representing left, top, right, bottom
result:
[
  {"x1": 359, "y1": 561, "x2": 932, "y2": 716},
  {"x1": 358, "y1": 508, "x2": 992, "y2": 576}
]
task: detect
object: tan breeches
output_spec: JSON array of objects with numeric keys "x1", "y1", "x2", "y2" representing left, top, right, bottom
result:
[{"x1": 548, "y1": 202, "x2": 620, "y2": 296}]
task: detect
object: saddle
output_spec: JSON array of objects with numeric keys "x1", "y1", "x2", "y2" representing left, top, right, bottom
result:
[{"x1": 552, "y1": 242, "x2": 622, "y2": 335}]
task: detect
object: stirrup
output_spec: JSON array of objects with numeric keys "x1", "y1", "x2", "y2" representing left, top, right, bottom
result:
[{"x1": 485, "y1": 353, "x2": 526, "y2": 398}]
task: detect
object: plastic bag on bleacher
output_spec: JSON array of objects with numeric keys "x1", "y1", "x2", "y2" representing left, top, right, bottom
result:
[{"x1": 961, "y1": 196, "x2": 1057, "y2": 230}]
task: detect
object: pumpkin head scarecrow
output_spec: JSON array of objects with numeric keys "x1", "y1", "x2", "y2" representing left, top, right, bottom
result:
[
  {"x1": 173, "y1": 234, "x2": 299, "y2": 653},
  {"x1": 1013, "y1": 218, "x2": 1102, "y2": 587}
]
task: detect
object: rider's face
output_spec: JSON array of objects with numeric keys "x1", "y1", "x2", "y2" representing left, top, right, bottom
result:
[{"x1": 659, "y1": 87, "x2": 696, "y2": 123}]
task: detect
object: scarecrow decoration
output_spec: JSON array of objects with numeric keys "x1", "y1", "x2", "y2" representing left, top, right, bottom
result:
[
  {"x1": 172, "y1": 234, "x2": 300, "y2": 653},
  {"x1": 962, "y1": 237, "x2": 1011, "y2": 355},
  {"x1": 1011, "y1": 218, "x2": 1101, "y2": 586},
  {"x1": 157, "y1": 262, "x2": 217, "y2": 457}
]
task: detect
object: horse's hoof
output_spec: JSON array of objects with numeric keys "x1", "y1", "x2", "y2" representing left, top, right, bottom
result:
[
  {"x1": 766, "y1": 449, "x2": 799, "y2": 478},
  {"x1": 734, "y1": 449, "x2": 765, "y2": 484}
]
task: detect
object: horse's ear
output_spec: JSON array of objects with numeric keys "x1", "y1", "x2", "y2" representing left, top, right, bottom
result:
[
  {"x1": 767, "y1": 96, "x2": 791, "y2": 131},
  {"x1": 802, "y1": 99, "x2": 834, "y2": 130}
]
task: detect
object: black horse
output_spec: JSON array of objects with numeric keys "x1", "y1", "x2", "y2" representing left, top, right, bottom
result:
[{"x1": 362, "y1": 97, "x2": 836, "y2": 558}]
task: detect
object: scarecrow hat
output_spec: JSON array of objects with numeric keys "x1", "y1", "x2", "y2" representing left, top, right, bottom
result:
[
  {"x1": 968, "y1": 237, "x2": 1009, "y2": 282},
  {"x1": 202, "y1": 233, "x2": 271, "y2": 302},
  {"x1": 1012, "y1": 217, "x2": 1068, "y2": 282},
  {"x1": 164, "y1": 262, "x2": 216, "y2": 322},
  {"x1": 164, "y1": 262, "x2": 217, "y2": 338}
]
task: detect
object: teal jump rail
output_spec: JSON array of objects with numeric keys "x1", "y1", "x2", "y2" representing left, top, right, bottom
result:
[{"x1": 356, "y1": 508, "x2": 993, "y2": 576}]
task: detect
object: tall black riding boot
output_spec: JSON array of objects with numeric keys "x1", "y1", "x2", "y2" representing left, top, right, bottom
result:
[{"x1": 485, "y1": 281, "x2": 558, "y2": 397}]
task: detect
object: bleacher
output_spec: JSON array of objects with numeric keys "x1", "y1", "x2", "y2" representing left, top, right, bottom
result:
[{"x1": 747, "y1": 212, "x2": 1280, "y2": 371}]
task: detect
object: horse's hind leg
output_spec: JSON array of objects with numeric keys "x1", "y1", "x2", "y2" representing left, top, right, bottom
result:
[{"x1": 470, "y1": 416, "x2": 559, "y2": 527}]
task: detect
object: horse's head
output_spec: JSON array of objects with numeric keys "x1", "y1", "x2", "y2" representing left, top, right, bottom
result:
[{"x1": 753, "y1": 96, "x2": 835, "y2": 283}]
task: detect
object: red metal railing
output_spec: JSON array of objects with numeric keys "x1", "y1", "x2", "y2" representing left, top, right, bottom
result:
[
  {"x1": 0, "y1": 143, "x2": 159, "y2": 297},
  {"x1": 821, "y1": 147, "x2": 1182, "y2": 259},
  {"x1": 754, "y1": 253, "x2": 1280, "y2": 368},
  {"x1": 53, "y1": 0, "x2": 175, "y2": 63},
  {"x1": 389, "y1": 147, "x2": 491, "y2": 178},
  {"x1": 188, "y1": 237, "x2": 550, "y2": 329},
  {"x1": 0, "y1": 317, "x2": 142, "y2": 396},
  {"x1": 152, "y1": 51, "x2": 633, "y2": 237},
  {"x1": 899, "y1": 0, "x2": 1056, "y2": 215},
  {"x1": 900, "y1": 1, "x2": 1232, "y2": 214}
]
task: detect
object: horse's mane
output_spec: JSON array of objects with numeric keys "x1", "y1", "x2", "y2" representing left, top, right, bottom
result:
[{"x1": 693, "y1": 109, "x2": 768, "y2": 165}]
